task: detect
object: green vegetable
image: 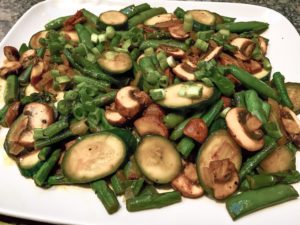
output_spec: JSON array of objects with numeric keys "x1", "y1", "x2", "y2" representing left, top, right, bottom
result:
[
  {"x1": 272, "y1": 72, "x2": 293, "y2": 109},
  {"x1": 128, "y1": 7, "x2": 167, "y2": 28},
  {"x1": 5, "y1": 75, "x2": 19, "y2": 104},
  {"x1": 216, "y1": 21, "x2": 269, "y2": 33},
  {"x1": 176, "y1": 137, "x2": 195, "y2": 159},
  {"x1": 45, "y1": 16, "x2": 70, "y2": 30},
  {"x1": 163, "y1": 113, "x2": 185, "y2": 129}
]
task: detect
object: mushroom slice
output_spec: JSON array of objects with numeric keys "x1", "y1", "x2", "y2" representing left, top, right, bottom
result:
[
  {"x1": 143, "y1": 103, "x2": 165, "y2": 120},
  {"x1": 0, "y1": 61, "x2": 22, "y2": 77},
  {"x1": 281, "y1": 106, "x2": 300, "y2": 135},
  {"x1": 203, "y1": 46, "x2": 223, "y2": 62},
  {"x1": 60, "y1": 30, "x2": 79, "y2": 42},
  {"x1": 183, "y1": 118, "x2": 208, "y2": 143},
  {"x1": 243, "y1": 59, "x2": 263, "y2": 74},
  {"x1": 4, "y1": 46, "x2": 20, "y2": 61},
  {"x1": 134, "y1": 116, "x2": 169, "y2": 137},
  {"x1": 105, "y1": 103, "x2": 127, "y2": 126},
  {"x1": 30, "y1": 61, "x2": 44, "y2": 86},
  {"x1": 144, "y1": 13, "x2": 177, "y2": 26},
  {"x1": 20, "y1": 49, "x2": 37, "y2": 67},
  {"x1": 172, "y1": 63, "x2": 196, "y2": 81},
  {"x1": 115, "y1": 86, "x2": 143, "y2": 119},
  {"x1": 3, "y1": 101, "x2": 21, "y2": 127},
  {"x1": 258, "y1": 36, "x2": 268, "y2": 55},
  {"x1": 168, "y1": 23, "x2": 189, "y2": 40},
  {"x1": 132, "y1": 89, "x2": 152, "y2": 107},
  {"x1": 158, "y1": 45, "x2": 185, "y2": 58},
  {"x1": 226, "y1": 107, "x2": 264, "y2": 151},
  {"x1": 230, "y1": 38, "x2": 255, "y2": 61}
]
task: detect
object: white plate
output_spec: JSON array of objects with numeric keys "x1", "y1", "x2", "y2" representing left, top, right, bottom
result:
[{"x1": 0, "y1": 0, "x2": 300, "y2": 224}]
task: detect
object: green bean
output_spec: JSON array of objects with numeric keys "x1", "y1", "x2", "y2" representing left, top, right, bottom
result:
[
  {"x1": 130, "y1": 178, "x2": 145, "y2": 196},
  {"x1": 81, "y1": 8, "x2": 98, "y2": 25},
  {"x1": 128, "y1": 7, "x2": 167, "y2": 28},
  {"x1": 176, "y1": 137, "x2": 195, "y2": 159},
  {"x1": 239, "y1": 139, "x2": 277, "y2": 180},
  {"x1": 126, "y1": 191, "x2": 181, "y2": 212},
  {"x1": 120, "y1": 4, "x2": 135, "y2": 16},
  {"x1": 0, "y1": 104, "x2": 10, "y2": 127},
  {"x1": 35, "y1": 130, "x2": 74, "y2": 149},
  {"x1": 229, "y1": 65, "x2": 279, "y2": 101},
  {"x1": 19, "y1": 43, "x2": 29, "y2": 55},
  {"x1": 222, "y1": 16, "x2": 236, "y2": 23},
  {"x1": 163, "y1": 113, "x2": 185, "y2": 129},
  {"x1": 111, "y1": 170, "x2": 126, "y2": 195},
  {"x1": 262, "y1": 102, "x2": 271, "y2": 119},
  {"x1": 92, "y1": 91, "x2": 117, "y2": 107},
  {"x1": 33, "y1": 149, "x2": 61, "y2": 186},
  {"x1": 5, "y1": 75, "x2": 19, "y2": 104},
  {"x1": 140, "y1": 39, "x2": 188, "y2": 51},
  {"x1": 272, "y1": 72, "x2": 293, "y2": 109},
  {"x1": 73, "y1": 75, "x2": 111, "y2": 92},
  {"x1": 38, "y1": 147, "x2": 53, "y2": 161},
  {"x1": 210, "y1": 74, "x2": 235, "y2": 96},
  {"x1": 74, "y1": 24, "x2": 94, "y2": 50},
  {"x1": 43, "y1": 120, "x2": 69, "y2": 138},
  {"x1": 140, "y1": 185, "x2": 158, "y2": 196},
  {"x1": 209, "y1": 117, "x2": 227, "y2": 134},
  {"x1": 145, "y1": 30, "x2": 171, "y2": 40},
  {"x1": 170, "y1": 111, "x2": 205, "y2": 141},
  {"x1": 202, "y1": 99, "x2": 224, "y2": 127},
  {"x1": 226, "y1": 184, "x2": 298, "y2": 220},
  {"x1": 174, "y1": 7, "x2": 185, "y2": 19},
  {"x1": 246, "y1": 174, "x2": 278, "y2": 190},
  {"x1": 273, "y1": 170, "x2": 300, "y2": 184},
  {"x1": 57, "y1": 100, "x2": 72, "y2": 116},
  {"x1": 18, "y1": 64, "x2": 33, "y2": 86},
  {"x1": 124, "y1": 158, "x2": 142, "y2": 180},
  {"x1": 216, "y1": 21, "x2": 269, "y2": 33},
  {"x1": 110, "y1": 33, "x2": 122, "y2": 48},
  {"x1": 122, "y1": 3, "x2": 151, "y2": 18},
  {"x1": 47, "y1": 174, "x2": 73, "y2": 186},
  {"x1": 45, "y1": 16, "x2": 70, "y2": 30},
  {"x1": 244, "y1": 90, "x2": 267, "y2": 124},
  {"x1": 91, "y1": 180, "x2": 120, "y2": 214}
]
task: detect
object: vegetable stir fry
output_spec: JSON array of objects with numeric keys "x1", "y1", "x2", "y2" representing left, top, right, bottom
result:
[{"x1": 0, "y1": 3, "x2": 300, "y2": 219}]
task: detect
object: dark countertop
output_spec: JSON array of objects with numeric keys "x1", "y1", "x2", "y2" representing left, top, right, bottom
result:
[{"x1": 0, "y1": 0, "x2": 299, "y2": 224}]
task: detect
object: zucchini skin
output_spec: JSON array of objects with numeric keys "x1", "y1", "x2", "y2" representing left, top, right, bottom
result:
[
  {"x1": 18, "y1": 160, "x2": 44, "y2": 178},
  {"x1": 285, "y1": 82, "x2": 300, "y2": 114},
  {"x1": 97, "y1": 11, "x2": 128, "y2": 30}
]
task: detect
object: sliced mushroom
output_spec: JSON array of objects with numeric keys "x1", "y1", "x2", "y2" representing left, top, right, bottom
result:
[
  {"x1": 243, "y1": 59, "x2": 263, "y2": 74},
  {"x1": 143, "y1": 103, "x2": 165, "y2": 120},
  {"x1": 226, "y1": 107, "x2": 264, "y2": 151},
  {"x1": 172, "y1": 63, "x2": 196, "y2": 81},
  {"x1": 0, "y1": 61, "x2": 22, "y2": 77},
  {"x1": 3, "y1": 101, "x2": 21, "y2": 127},
  {"x1": 4, "y1": 46, "x2": 19, "y2": 61},
  {"x1": 218, "y1": 53, "x2": 247, "y2": 71},
  {"x1": 60, "y1": 30, "x2": 79, "y2": 42},
  {"x1": 105, "y1": 103, "x2": 127, "y2": 126},
  {"x1": 132, "y1": 89, "x2": 152, "y2": 107},
  {"x1": 30, "y1": 61, "x2": 44, "y2": 86},
  {"x1": 154, "y1": 19, "x2": 181, "y2": 29},
  {"x1": 63, "y1": 10, "x2": 86, "y2": 31},
  {"x1": 158, "y1": 45, "x2": 185, "y2": 58},
  {"x1": 281, "y1": 106, "x2": 300, "y2": 135},
  {"x1": 230, "y1": 38, "x2": 255, "y2": 61},
  {"x1": 171, "y1": 163, "x2": 204, "y2": 198},
  {"x1": 20, "y1": 49, "x2": 37, "y2": 67},
  {"x1": 258, "y1": 36, "x2": 268, "y2": 55},
  {"x1": 203, "y1": 158, "x2": 239, "y2": 200},
  {"x1": 183, "y1": 118, "x2": 208, "y2": 143},
  {"x1": 168, "y1": 23, "x2": 189, "y2": 40},
  {"x1": 134, "y1": 116, "x2": 169, "y2": 137},
  {"x1": 203, "y1": 46, "x2": 223, "y2": 62}
]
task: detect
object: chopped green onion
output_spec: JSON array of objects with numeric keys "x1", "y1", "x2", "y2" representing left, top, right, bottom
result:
[
  {"x1": 156, "y1": 51, "x2": 167, "y2": 61},
  {"x1": 105, "y1": 26, "x2": 116, "y2": 39},
  {"x1": 91, "y1": 33, "x2": 98, "y2": 43},
  {"x1": 144, "y1": 47, "x2": 154, "y2": 56},
  {"x1": 196, "y1": 30, "x2": 214, "y2": 41},
  {"x1": 86, "y1": 53, "x2": 96, "y2": 63},
  {"x1": 92, "y1": 47, "x2": 101, "y2": 57},
  {"x1": 145, "y1": 71, "x2": 160, "y2": 85},
  {"x1": 51, "y1": 69, "x2": 60, "y2": 78},
  {"x1": 149, "y1": 89, "x2": 166, "y2": 101},
  {"x1": 56, "y1": 75, "x2": 71, "y2": 84},
  {"x1": 98, "y1": 34, "x2": 107, "y2": 43},
  {"x1": 178, "y1": 85, "x2": 187, "y2": 97},
  {"x1": 186, "y1": 85, "x2": 202, "y2": 98},
  {"x1": 201, "y1": 77, "x2": 214, "y2": 87},
  {"x1": 113, "y1": 47, "x2": 129, "y2": 53},
  {"x1": 220, "y1": 107, "x2": 231, "y2": 118},
  {"x1": 195, "y1": 39, "x2": 209, "y2": 52},
  {"x1": 122, "y1": 39, "x2": 131, "y2": 50},
  {"x1": 262, "y1": 57, "x2": 272, "y2": 70},
  {"x1": 166, "y1": 56, "x2": 177, "y2": 68},
  {"x1": 183, "y1": 14, "x2": 193, "y2": 32},
  {"x1": 159, "y1": 76, "x2": 169, "y2": 88},
  {"x1": 219, "y1": 29, "x2": 230, "y2": 37}
]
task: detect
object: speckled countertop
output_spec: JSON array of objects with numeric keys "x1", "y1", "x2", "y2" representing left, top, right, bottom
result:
[{"x1": 0, "y1": 0, "x2": 299, "y2": 224}]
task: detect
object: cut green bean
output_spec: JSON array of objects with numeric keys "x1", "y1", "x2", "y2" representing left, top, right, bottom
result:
[
  {"x1": 176, "y1": 137, "x2": 195, "y2": 159},
  {"x1": 272, "y1": 72, "x2": 293, "y2": 109},
  {"x1": 111, "y1": 170, "x2": 126, "y2": 195},
  {"x1": 5, "y1": 75, "x2": 19, "y2": 104},
  {"x1": 45, "y1": 16, "x2": 70, "y2": 30},
  {"x1": 202, "y1": 99, "x2": 224, "y2": 127},
  {"x1": 38, "y1": 147, "x2": 53, "y2": 161},
  {"x1": 163, "y1": 113, "x2": 185, "y2": 129}
]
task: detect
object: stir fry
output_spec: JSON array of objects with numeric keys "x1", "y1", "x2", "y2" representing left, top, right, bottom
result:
[{"x1": 0, "y1": 3, "x2": 299, "y2": 220}]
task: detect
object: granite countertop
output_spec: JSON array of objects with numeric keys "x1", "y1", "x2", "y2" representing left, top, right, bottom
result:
[{"x1": 0, "y1": 0, "x2": 299, "y2": 224}]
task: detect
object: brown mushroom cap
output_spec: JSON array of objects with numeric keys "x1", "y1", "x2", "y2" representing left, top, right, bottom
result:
[
  {"x1": 172, "y1": 63, "x2": 196, "y2": 81},
  {"x1": 134, "y1": 116, "x2": 169, "y2": 137},
  {"x1": 30, "y1": 61, "x2": 44, "y2": 86},
  {"x1": 230, "y1": 38, "x2": 255, "y2": 61},
  {"x1": 168, "y1": 23, "x2": 189, "y2": 40},
  {"x1": 0, "y1": 61, "x2": 22, "y2": 77},
  {"x1": 4, "y1": 46, "x2": 20, "y2": 61},
  {"x1": 226, "y1": 107, "x2": 264, "y2": 151},
  {"x1": 158, "y1": 45, "x2": 185, "y2": 58},
  {"x1": 204, "y1": 46, "x2": 223, "y2": 62}
]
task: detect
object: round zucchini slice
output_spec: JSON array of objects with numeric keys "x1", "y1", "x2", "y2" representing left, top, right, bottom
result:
[
  {"x1": 62, "y1": 132, "x2": 127, "y2": 183},
  {"x1": 196, "y1": 130, "x2": 242, "y2": 199},
  {"x1": 18, "y1": 150, "x2": 43, "y2": 177},
  {"x1": 259, "y1": 145, "x2": 295, "y2": 173},
  {"x1": 186, "y1": 10, "x2": 216, "y2": 26},
  {"x1": 29, "y1": 30, "x2": 48, "y2": 49},
  {"x1": 98, "y1": 10, "x2": 128, "y2": 29},
  {"x1": 157, "y1": 82, "x2": 217, "y2": 110},
  {"x1": 286, "y1": 82, "x2": 300, "y2": 114},
  {"x1": 135, "y1": 135, "x2": 181, "y2": 184},
  {"x1": 98, "y1": 51, "x2": 132, "y2": 74}
]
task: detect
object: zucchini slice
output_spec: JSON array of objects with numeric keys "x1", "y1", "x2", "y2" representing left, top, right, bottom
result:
[
  {"x1": 18, "y1": 150, "x2": 43, "y2": 177},
  {"x1": 62, "y1": 132, "x2": 127, "y2": 183},
  {"x1": 286, "y1": 82, "x2": 300, "y2": 114},
  {"x1": 144, "y1": 13, "x2": 176, "y2": 26},
  {"x1": 252, "y1": 68, "x2": 270, "y2": 81},
  {"x1": 98, "y1": 51, "x2": 132, "y2": 74},
  {"x1": 259, "y1": 145, "x2": 295, "y2": 173},
  {"x1": 135, "y1": 135, "x2": 181, "y2": 184},
  {"x1": 186, "y1": 10, "x2": 216, "y2": 26},
  {"x1": 98, "y1": 10, "x2": 128, "y2": 29},
  {"x1": 196, "y1": 130, "x2": 242, "y2": 199},
  {"x1": 157, "y1": 82, "x2": 217, "y2": 110},
  {"x1": 29, "y1": 30, "x2": 48, "y2": 49}
]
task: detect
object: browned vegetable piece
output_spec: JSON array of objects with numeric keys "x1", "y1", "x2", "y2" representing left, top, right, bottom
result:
[
  {"x1": 258, "y1": 36, "x2": 268, "y2": 55},
  {"x1": 134, "y1": 116, "x2": 169, "y2": 137},
  {"x1": 204, "y1": 46, "x2": 223, "y2": 62},
  {"x1": 172, "y1": 63, "x2": 196, "y2": 81},
  {"x1": 143, "y1": 103, "x2": 165, "y2": 120},
  {"x1": 230, "y1": 38, "x2": 255, "y2": 61},
  {"x1": 60, "y1": 30, "x2": 79, "y2": 42},
  {"x1": 158, "y1": 45, "x2": 185, "y2": 58},
  {"x1": 4, "y1": 46, "x2": 20, "y2": 61},
  {"x1": 132, "y1": 89, "x2": 152, "y2": 107},
  {"x1": 154, "y1": 19, "x2": 181, "y2": 29},
  {"x1": 63, "y1": 10, "x2": 86, "y2": 31},
  {"x1": 226, "y1": 107, "x2": 264, "y2": 151},
  {"x1": 243, "y1": 59, "x2": 263, "y2": 74},
  {"x1": 291, "y1": 134, "x2": 300, "y2": 148},
  {"x1": 3, "y1": 101, "x2": 21, "y2": 127},
  {"x1": 183, "y1": 118, "x2": 208, "y2": 143},
  {"x1": 19, "y1": 49, "x2": 37, "y2": 68},
  {"x1": 221, "y1": 96, "x2": 232, "y2": 108},
  {"x1": 0, "y1": 61, "x2": 22, "y2": 77},
  {"x1": 30, "y1": 61, "x2": 44, "y2": 86},
  {"x1": 202, "y1": 158, "x2": 239, "y2": 200},
  {"x1": 281, "y1": 106, "x2": 300, "y2": 135},
  {"x1": 105, "y1": 103, "x2": 127, "y2": 126},
  {"x1": 168, "y1": 23, "x2": 189, "y2": 40}
]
